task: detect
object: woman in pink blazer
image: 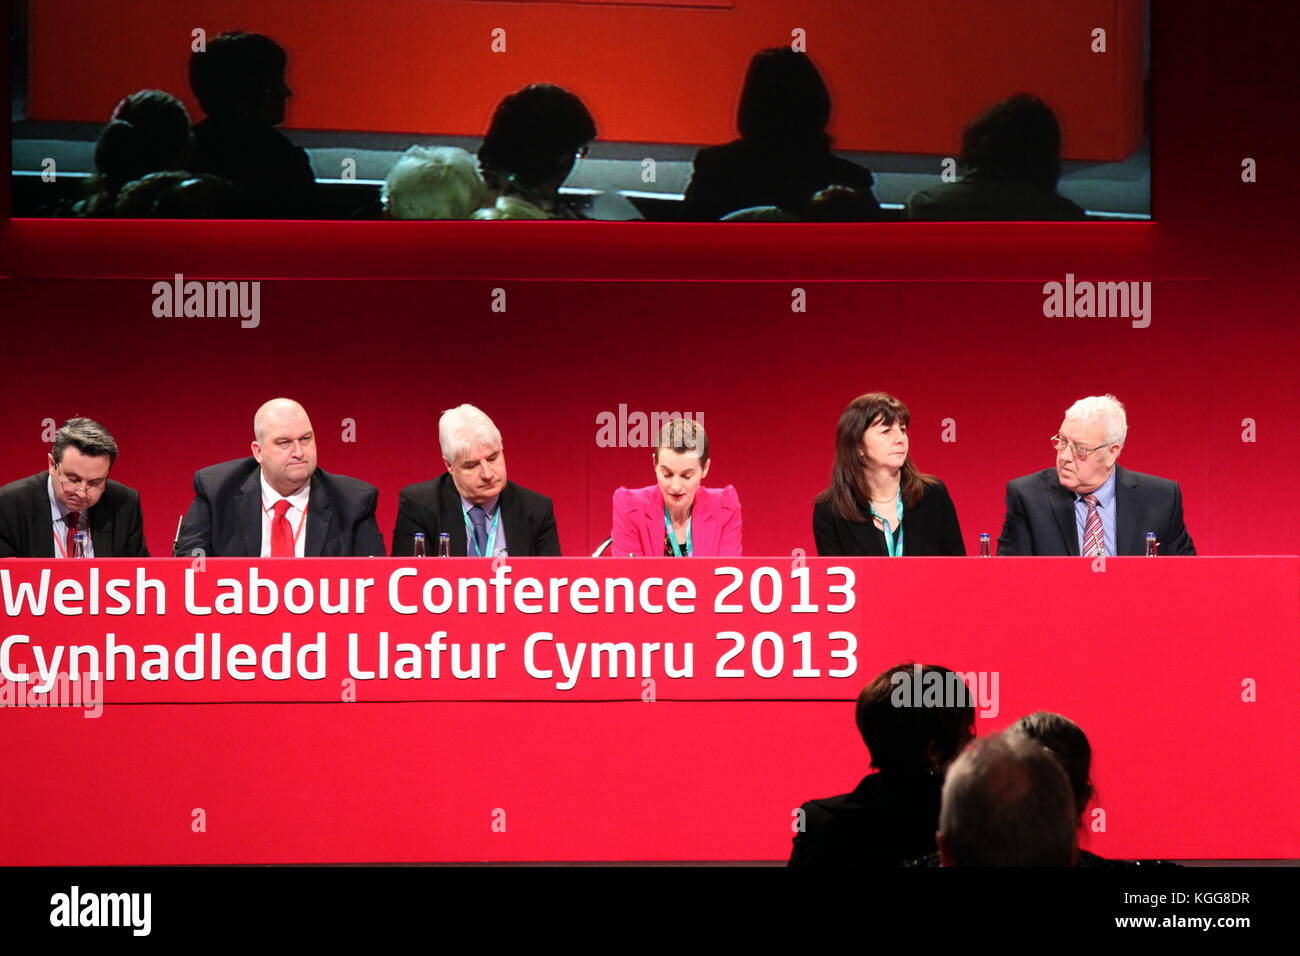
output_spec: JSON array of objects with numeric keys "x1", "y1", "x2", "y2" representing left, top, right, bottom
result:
[{"x1": 611, "y1": 418, "x2": 742, "y2": 557}]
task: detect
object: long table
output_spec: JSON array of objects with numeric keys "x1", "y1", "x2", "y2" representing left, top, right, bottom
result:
[{"x1": 2, "y1": 557, "x2": 1296, "y2": 863}]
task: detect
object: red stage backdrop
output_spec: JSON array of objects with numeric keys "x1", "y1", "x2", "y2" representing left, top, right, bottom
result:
[{"x1": 25, "y1": 0, "x2": 1145, "y2": 159}]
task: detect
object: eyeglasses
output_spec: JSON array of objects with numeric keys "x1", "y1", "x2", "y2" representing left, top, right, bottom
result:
[
  {"x1": 1050, "y1": 435, "x2": 1110, "y2": 461},
  {"x1": 55, "y1": 465, "x2": 107, "y2": 493}
]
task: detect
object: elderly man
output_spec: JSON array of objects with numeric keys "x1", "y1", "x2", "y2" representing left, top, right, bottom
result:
[
  {"x1": 175, "y1": 398, "x2": 384, "y2": 557},
  {"x1": 997, "y1": 394, "x2": 1195, "y2": 556},
  {"x1": 937, "y1": 731, "x2": 1078, "y2": 867},
  {"x1": 0, "y1": 418, "x2": 148, "y2": 558},
  {"x1": 391, "y1": 404, "x2": 560, "y2": 557}
]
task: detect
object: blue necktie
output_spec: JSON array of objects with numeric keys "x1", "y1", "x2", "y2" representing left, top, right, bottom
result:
[{"x1": 469, "y1": 505, "x2": 488, "y2": 556}]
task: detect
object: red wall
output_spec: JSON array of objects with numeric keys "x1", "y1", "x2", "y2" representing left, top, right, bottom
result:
[{"x1": 26, "y1": 0, "x2": 1144, "y2": 158}]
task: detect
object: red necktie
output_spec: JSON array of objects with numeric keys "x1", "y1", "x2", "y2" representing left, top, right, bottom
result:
[
  {"x1": 271, "y1": 499, "x2": 295, "y2": 557},
  {"x1": 65, "y1": 511, "x2": 80, "y2": 557},
  {"x1": 1081, "y1": 494, "x2": 1104, "y2": 556}
]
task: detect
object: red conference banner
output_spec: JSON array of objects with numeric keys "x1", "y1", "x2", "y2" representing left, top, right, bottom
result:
[{"x1": 2, "y1": 558, "x2": 1296, "y2": 862}]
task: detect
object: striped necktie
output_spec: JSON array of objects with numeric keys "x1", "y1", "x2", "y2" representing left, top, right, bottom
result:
[{"x1": 1081, "y1": 494, "x2": 1104, "y2": 556}]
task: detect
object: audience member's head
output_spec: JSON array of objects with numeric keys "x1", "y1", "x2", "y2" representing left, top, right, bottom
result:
[
  {"x1": 805, "y1": 185, "x2": 881, "y2": 221},
  {"x1": 114, "y1": 171, "x2": 242, "y2": 217},
  {"x1": 477, "y1": 84, "x2": 596, "y2": 202},
  {"x1": 382, "y1": 146, "x2": 486, "y2": 220},
  {"x1": 76, "y1": 90, "x2": 191, "y2": 216},
  {"x1": 736, "y1": 48, "x2": 832, "y2": 147},
  {"x1": 856, "y1": 662, "x2": 975, "y2": 774},
  {"x1": 189, "y1": 31, "x2": 292, "y2": 125},
  {"x1": 938, "y1": 732, "x2": 1077, "y2": 866},
  {"x1": 94, "y1": 90, "x2": 190, "y2": 188},
  {"x1": 1011, "y1": 711, "x2": 1094, "y2": 824},
  {"x1": 959, "y1": 92, "x2": 1064, "y2": 192}
]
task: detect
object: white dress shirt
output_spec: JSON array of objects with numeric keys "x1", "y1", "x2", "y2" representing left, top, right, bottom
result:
[
  {"x1": 259, "y1": 473, "x2": 311, "y2": 557},
  {"x1": 48, "y1": 475, "x2": 93, "y2": 558}
]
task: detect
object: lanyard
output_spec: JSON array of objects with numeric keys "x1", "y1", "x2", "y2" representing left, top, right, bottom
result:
[
  {"x1": 464, "y1": 507, "x2": 501, "y2": 557},
  {"x1": 869, "y1": 493, "x2": 905, "y2": 557},
  {"x1": 663, "y1": 507, "x2": 693, "y2": 557}
]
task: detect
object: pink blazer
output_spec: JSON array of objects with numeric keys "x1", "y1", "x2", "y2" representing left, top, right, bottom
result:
[{"x1": 610, "y1": 484, "x2": 742, "y2": 557}]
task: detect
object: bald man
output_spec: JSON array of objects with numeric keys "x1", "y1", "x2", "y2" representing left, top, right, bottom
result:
[{"x1": 175, "y1": 399, "x2": 385, "y2": 557}]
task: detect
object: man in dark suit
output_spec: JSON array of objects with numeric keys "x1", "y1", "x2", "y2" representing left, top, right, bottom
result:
[
  {"x1": 997, "y1": 395, "x2": 1195, "y2": 556},
  {"x1": 0, "y1": 418, "x2": 148, "y2": 558},
  {"x1": 175, "y1": 398, "x2": 384, "y2": 557},
  {"x1": 392, "y1": 404, "x2": 560, "y2": 557}
]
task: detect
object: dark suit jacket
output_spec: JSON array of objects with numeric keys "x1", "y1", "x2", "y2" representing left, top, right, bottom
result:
[
  {"x1": 685, "y1": 138, "x2": 879, "y2": 221},
  {"x1": 997, "y1": 465, "x2": 1195, "y2": 556},
  {"x1": 0, "y1": 471, "x2": 149, "y2": 558},
  {"x1": 391, "y1": 474, "x2": 561, "y2": 557},
  {"x1": 789, "y1": 771, "x2": 944, "y2": 867},
  {"x1": 813, "y1": 480, "x2": 965, "y2": 556},
  {"x1": 174, "y1": 457, "x2": 384, "y2": 557}
]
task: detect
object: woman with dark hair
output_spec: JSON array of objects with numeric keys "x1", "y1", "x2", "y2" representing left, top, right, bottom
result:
[
  {"x1": 684, "y1": 48, "x2": 880, "y2": 221},
  {"x1": 905, "y1": 93, "x2": 1085, "y2": 221},
  {"x1": 789, "y1": 661, "x2": 976, "y2": 867},
  {"x1": 74, "y1": 90, "x2": 191, "y2": 217},
  {"x1": 813, "y1": 392, "x2": 965, "y2": 556},
  {"x1": 474, "y1": 83, "x2": 597, "y2": 220}
]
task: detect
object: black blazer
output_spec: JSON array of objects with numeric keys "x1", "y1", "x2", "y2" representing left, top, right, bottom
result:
[
  {"x1": 0, "y1": 471, "x2": 148, "y2": 558},
  {"x1": 174, "y1": 457, "x2": 384, "y2": 557},
  {"x1": 391, "y1": 473, "x2": 561, "y2": 557},
  {"x1": 685, "y1": 138, "x2": 879, "y2": 221},
  {"x1": 789, "y1": 771, "x2": 944, "y2": 867},
  {"x1": 997, "y1": 465, "x2": 1195, "y2": 556},
  {"x1": 813, "y1": 480, "x2": 965, "y2": 556}
]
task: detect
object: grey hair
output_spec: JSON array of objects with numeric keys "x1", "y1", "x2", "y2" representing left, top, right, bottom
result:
[
  {"x1": 1064, "y1": 394, "x2": 1127, "y2": 448},
  {"x1": 382, "y1": 145, "x2": 487, "y2": 220},
  {"x1": 52, "y1": 417, "x2": 119, "y2": 466},
  {"x1": 439, "y1": 404, "x2": 502, "y2": 464},
  {"x1": 939, "y1": 731, "x2": 1077, "y2": 867}
]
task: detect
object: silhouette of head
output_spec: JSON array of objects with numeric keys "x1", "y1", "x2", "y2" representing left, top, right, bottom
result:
[
  {"x1": 477, "y1": 84, "x2": 596, "y2": 197},
  {"x1": 189, "y1": 32, "x2": 292, "y2": 125},
  {"x1": 959, "y1": 93, "x2": 1064, "y2": 192},
  {"x1": 737, "y1": 48, "x2": 832, "y2": 146},
  {"x1": 856, "y1": 662, "x2": 975, "y2": 774},
  {"x1": 1011, "y1": 711, "x2": 1094, "y2": 823},
  {"x1": 93, "y1": 90, "x2": 190, "y2": 190}
]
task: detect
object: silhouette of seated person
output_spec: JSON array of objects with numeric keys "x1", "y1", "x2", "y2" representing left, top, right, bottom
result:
[
  {"x1": 906, "y1": 712, "x2": 1181, "y2": 867},
  {"x1": 187, "y1": 31, "x2": 318, "y2": 218},
  {"x1": 685, "y1": 48, "x2": 880, "y2": 222},
  {"x1": 382, "y1": 146, "x2": 487, "y2": 220},
  {"x1": 905, "y1": 93, "x2": 1086, "y2": 221},
  {"x1": 115, "y1": 171, "x2": 246, "y2": 218},
  {"x1": 473, "y1": 84, "x2": 596, "y2": 220},
  {"x1": 787, "y1": 662, "x2": 975, "y2": 867},
  {"x1": 74, "y1": 90, "x2": 191, "y2": 217}
]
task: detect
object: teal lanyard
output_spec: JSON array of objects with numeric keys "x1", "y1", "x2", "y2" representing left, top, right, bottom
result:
[
  {"x1": 869, "y1": 493, "x2": 905, "y2": 557},
  {"x1": 663, "y1": 507, "x2": 693, "y2": 557},
  {"x1": 463, "y1": 507, "x2": 501, "y2": 557}
]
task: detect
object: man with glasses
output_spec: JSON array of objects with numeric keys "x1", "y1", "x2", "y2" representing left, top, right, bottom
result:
[
  {"x1": 0, "y1": 418, "x2": 148, "y2": 557},
  {"x1": 997, "y1": 394, "x2": 1195, "y2": 556}
]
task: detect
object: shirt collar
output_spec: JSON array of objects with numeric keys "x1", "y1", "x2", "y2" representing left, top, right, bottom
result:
[
  {"x1": 460, "y1": 494, "x2": 500, "y2": 518},
  {"x1": 1075, "y1": 468, "x2": 1117, "y2": 506},
  {"x1": 260, "y1": 471, "x2": 311, "y2": 511}
]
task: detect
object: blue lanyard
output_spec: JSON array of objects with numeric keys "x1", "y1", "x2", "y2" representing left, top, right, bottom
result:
[
  {"x1": 663, "y1": 507, "x2": 692, "y2": 557},
  {"x1": 869, "y1": 493, "x2": 904, "y2": 557},
  {"x1": 463, "y1": 507, "x2": 501, "y2": 557}
]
